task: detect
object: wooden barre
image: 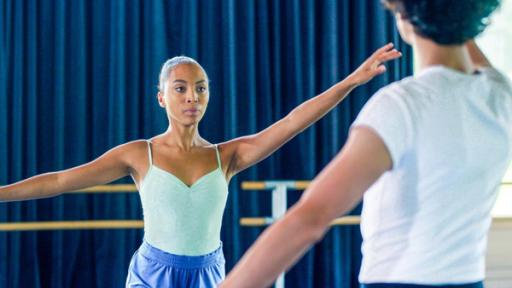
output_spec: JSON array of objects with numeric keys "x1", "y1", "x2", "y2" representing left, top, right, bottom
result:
[
  {"x1": 2, "y1": 217, "x2": 510, "y2": 231},
  {"x1": 241, "y1": 181, "x2": 311, "y2": 190},
  {"x1": 493, "y1": 217, "x2": 512, "y2": 225},
  {"x1": 240, "y1": 216, "x2": 361, "y2": 226},
  {"x1": 242, "y1": 181, "x2": 512, "y2": 190},
  {"x1": 35, "y1": 181, "x2": 512, "y2": 194},
  {"x1": 0, "y1": 220, "x2": 144, "y2": 231},
  {"x1": 240, "y1": 216, "x2": 512, "y2": 227}
]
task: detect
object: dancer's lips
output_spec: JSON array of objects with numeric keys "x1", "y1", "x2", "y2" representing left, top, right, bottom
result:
[{"x1": 183, "y1": 108, "x2": 200, "y2": 116}]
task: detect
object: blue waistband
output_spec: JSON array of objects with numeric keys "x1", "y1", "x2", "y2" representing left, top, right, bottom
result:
[
  {"x1": 361, "y1": 282, "x2": 484, "y2": 288},
  {"x1": 138, "y1": 240, "x2": 225, "y2": 269}
]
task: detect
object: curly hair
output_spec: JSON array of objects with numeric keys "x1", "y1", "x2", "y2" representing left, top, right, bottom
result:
[{"x1": 382, "y1": 0, "x2": 501, "y2": 45}]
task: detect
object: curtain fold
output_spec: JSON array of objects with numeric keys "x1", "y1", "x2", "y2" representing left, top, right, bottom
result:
[{"x1": 0, "y1": 1, "x2": 412, "y2": 287}]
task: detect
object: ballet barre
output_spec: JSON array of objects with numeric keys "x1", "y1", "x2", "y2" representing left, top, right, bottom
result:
[
  {"x1": 240, "y1": 216, "x2": 361, "y2": 226},
  {"x1": 239, "y1": 181, "x2": 360, "y2": 228},
  {"x1": 0, "y1": 220, "x2": 143, "y2": 231},
  {"x1": 239, "y1": 180, "x2": 361, "y2": 288},
  {"x1": 0, "y1": 184, "x2": 140, "y2": 231}
]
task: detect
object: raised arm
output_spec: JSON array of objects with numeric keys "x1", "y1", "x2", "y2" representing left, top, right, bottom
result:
[
  {"x1": 466, "y1": 39, "x2": 492, "y2": 68},
  {"x1": 222, "y1": 43, "x2": 401, "y2": 177},
  {"x1": 220, "y1": 127, "x2": 392, "y2": 287},
  {"x1": 0, "y1": 141, "x2": 141, "y2": 202}
]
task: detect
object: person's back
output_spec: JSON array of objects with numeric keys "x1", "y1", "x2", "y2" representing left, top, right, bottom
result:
[
  {"x1": 356, "y1": 65, "x2": 512, "y2": 283},
  {"x1": 219, "y1": 1, "x2": 511, "y2": 288}
]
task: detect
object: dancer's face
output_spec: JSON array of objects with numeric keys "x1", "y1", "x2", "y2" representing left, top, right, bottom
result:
[{"x1": 158, "y1": 63, "x2": 210, "y2": 126}]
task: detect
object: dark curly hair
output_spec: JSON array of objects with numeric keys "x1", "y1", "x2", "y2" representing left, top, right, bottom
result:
[{"x1": 382, "y1": 0, "x2": 501, "y2": 45}]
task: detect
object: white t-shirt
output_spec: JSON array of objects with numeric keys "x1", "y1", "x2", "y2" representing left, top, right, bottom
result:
[{"x1": 352, "y1": 66, "x2": 512, "y2": 284}]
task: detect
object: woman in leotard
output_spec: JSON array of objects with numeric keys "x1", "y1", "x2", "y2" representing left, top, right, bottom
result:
[{"x1": 0, "y1": 44, "x2": 400, "y2": 288}]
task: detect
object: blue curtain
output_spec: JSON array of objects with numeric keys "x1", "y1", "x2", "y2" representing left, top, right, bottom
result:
[{"x1": 0, "y1": 0, "x2": 412, "y2": 287}]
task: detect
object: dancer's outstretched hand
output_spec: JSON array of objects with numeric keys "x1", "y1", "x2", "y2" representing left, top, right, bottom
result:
[{"x1": 348, "y1": 42, "x2": 402, "y2": 85}]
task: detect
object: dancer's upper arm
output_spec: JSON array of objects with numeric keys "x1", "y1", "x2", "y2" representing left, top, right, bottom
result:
[
  {"x1": 221, "y1": 115, "x2": 302, "y2": 177},
  {"x1": 54, "y1": 143, "x2": 134, "y2": 193},
  {"x1": 0, "y1": 142, "x2": 138, "y2": 202}
]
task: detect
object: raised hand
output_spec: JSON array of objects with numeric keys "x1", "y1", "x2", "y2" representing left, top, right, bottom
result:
[{"x1": 347, "y1": 43, "x2": 402, "y2": 85}]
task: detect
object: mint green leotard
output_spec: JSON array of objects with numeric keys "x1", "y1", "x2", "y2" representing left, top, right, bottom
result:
[{"x1": 139, "y1": 141, "x2": 229, "y2": 256}]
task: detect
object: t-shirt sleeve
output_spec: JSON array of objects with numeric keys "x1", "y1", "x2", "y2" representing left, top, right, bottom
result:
[
  {"x1": 351, "y1": 86, "x2": 414, "y2": 167},
  {"x1": 481, "y1": 67, "x2": 512, "y2": 117},
  {"x1": 481, "y1": 67, "x2": 512, "y2": 94}
]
